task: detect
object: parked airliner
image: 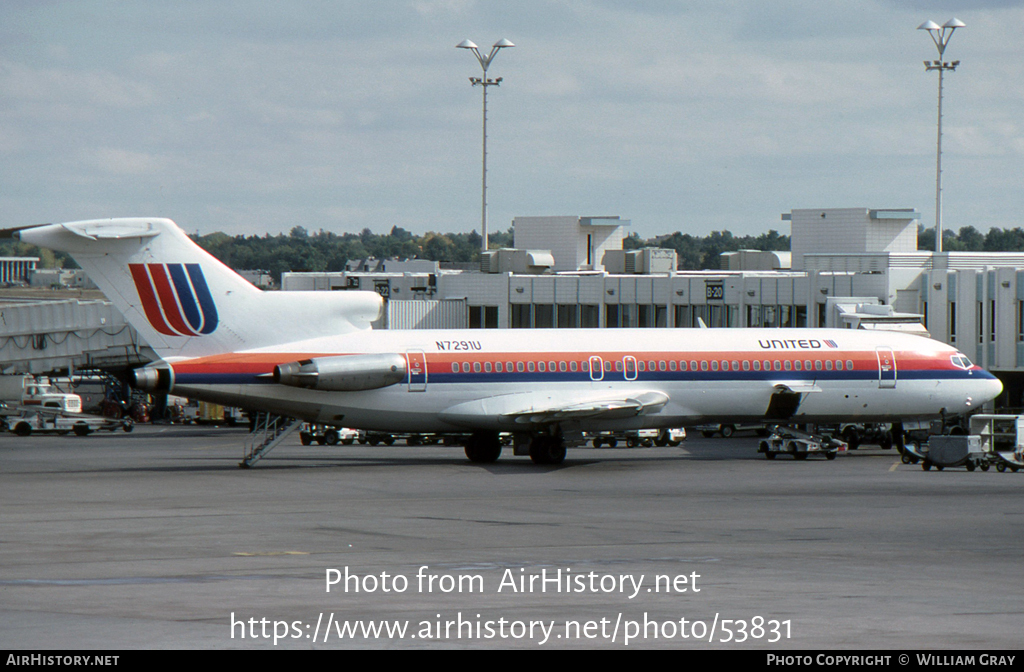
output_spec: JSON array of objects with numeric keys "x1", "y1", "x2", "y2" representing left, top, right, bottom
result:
[{"x1": 15, "y1": 218, "x2": 1002, "y2": 464}]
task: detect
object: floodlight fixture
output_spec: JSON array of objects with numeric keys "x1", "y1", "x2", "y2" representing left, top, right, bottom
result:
[
  {"x1": 918, "y1": 18, "x2": 964, "y2": 253},
  {"x1": 457, "y1": 39, "x2": 515, "y2": 253}
]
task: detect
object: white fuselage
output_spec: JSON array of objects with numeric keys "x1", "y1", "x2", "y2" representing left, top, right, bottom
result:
[{"x1": 165, "y1": 327, "x2": 1001, "y2": 433}]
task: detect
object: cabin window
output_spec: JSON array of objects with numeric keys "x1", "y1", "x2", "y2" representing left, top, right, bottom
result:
[
  {"x1": 462, "y1": 362, "x2": 470, "y2": 373},
  {"x1": 569, "y1": 361, "x2": 577, "y2": 372},
  {"x1": 700, "y1": 360, "x2": 709, "y2": 372},
  {"x1": 753, "y1": 360, "x2": 761, "y2": 372},
  {"x1": 846, "y1": 360, "x2": 854, "y2": 370},
  {"x1": 495, "y1": 362, "x2": 502, "y2": 373},
  {"x1": 825, "y1": 360, "x2": 833, "y2": 371},
  {"x1": 537, "y1": 361, "x2": 546, "y2": 373},
  {"x1": 742, "y1": 360, "x2": 750, "y2": 371},
  {"x1": 559, "y1": 361, "x2": 567, "y2": 372},
  {"x1": 517, "y1": 361, "x2": 525, "y2": 373},
  {"x1": 711, "y1": 360, "x2": 719, "y2": 372},
  {"x1": 784, "y1": 360, "x2": 792, "y2": 371},
  {"x1": 473, "y1": 362, "x2": 481, "y2": 373},
  {"x1": 451, "y1": 363, "x2": 459, "y2": 373},
  {"x1": 815, "y1": 360, "x2": 823, "y2": 371}
]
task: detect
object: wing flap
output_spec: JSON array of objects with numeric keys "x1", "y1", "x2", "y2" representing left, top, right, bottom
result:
[{"x1": 440, "y1": 389, "x2": 670, "y2": 429}]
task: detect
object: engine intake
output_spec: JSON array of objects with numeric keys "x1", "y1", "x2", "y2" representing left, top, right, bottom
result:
[{"x1": 274, "y1": 353, "x2": 407, "y2": 391}]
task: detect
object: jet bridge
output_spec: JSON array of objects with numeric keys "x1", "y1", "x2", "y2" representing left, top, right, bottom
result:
[{"x1": 0, "y1": 296, "x2": 153, "y2": 375}]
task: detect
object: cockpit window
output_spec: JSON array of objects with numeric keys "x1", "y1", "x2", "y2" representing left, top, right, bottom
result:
[{"x1": 951, "y1": 354, "x2": 973, "y2": 370}]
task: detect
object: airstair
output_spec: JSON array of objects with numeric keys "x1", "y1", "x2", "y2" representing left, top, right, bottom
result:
[{"x1": 239, "y1": 412, "x2": 302, "y2": 468}]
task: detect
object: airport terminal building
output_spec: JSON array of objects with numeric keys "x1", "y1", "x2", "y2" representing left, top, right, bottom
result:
[{"x1": 282, "y1": 209, "x2": 1024, "y2": 408}]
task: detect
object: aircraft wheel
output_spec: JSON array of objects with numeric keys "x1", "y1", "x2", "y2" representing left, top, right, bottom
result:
[
  {"x1": 878, "y1": 431, "x2": 893, "y2": 450},
  {"x1": 592, "y1": 437, "x2": 603, "y2": 448},
  {"x1": 324, "y1": 429, "x2": 339, "y2": 446},
  {"x1": 383, "y1": 436, "x2": 395, "y2": 446},
  {"x1": 529, "y1": 436, "x2": 566, "y2": 465},
  {"x1": 936, "y1": 465, "x2": 944, "y2": 471},
  {"x1": 922, "y1": 460, "x2": 931, "y2": 471},
  {"x1": 465, "y1": 431, "x2": 502, "y2": 463}
]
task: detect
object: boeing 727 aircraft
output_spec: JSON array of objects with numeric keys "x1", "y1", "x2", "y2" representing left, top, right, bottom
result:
[{"x1": 15, "y1": 218, "x2": 1003, "y2": 464}]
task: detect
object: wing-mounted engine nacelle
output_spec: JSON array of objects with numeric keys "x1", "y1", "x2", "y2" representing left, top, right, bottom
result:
[{"x1": 274, "y1": 353, "x2": 408, "y2": 391}]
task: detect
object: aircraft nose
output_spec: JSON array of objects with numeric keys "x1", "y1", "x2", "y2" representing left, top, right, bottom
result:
[
  {"x1": 969, "y1": 371, "x2": 1003, "y2": 409},
  {"x1": 987, "y1": 374, "x2": 1004, "y2": 401}
]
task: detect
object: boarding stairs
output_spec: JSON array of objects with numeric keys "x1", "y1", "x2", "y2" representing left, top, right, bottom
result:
[{"x1": 239, "y1": 413, "x2": 302, "y2": 468}]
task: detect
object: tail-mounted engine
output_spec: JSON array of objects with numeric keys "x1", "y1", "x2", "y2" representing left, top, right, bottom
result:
[{"x1": 274, "y1": 353, "x2": 407, "y2": 391}]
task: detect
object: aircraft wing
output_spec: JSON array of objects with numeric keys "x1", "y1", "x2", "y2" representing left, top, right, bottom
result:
[
  {"x1": 771, "y1": 381, "x2": 822, "y2": 394},
  {"x1": 439, "y1": 390, "x2": 670, "y2": 428}
]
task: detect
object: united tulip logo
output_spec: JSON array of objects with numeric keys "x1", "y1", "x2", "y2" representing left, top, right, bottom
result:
[{"x1": 130, "y1": 263, "x2": 219, "y2": 337}]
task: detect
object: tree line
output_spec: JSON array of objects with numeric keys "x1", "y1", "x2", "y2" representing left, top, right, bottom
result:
[{"x1": 5, "y1": 223, "x2": 1024, "y2": 282}]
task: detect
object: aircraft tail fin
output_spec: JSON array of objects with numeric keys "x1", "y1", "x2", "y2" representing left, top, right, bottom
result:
[{"x1": 17, "y1": 218, "x2": 383, "y2": 359}]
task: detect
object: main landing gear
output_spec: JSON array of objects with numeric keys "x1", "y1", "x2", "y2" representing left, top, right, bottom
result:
[
  {"x1": 464, "y1": 431, "x2": 503, "y2": 463},
  {"x1": 528, "y1": 434, "x2": 566, "y2": 465},
  {"x1": 463, "y1": 430, "x2": 567, "y2": 465}
]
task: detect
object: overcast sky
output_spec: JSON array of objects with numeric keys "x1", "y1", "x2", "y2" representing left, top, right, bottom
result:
[{"x1": 2, "y1": 1, "x2": 1022, "y2": 241}]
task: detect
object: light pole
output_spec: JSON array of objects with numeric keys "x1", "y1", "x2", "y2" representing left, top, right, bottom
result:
[
  {"x1": 918, "y1": 18, "x2": 964, "y2": 253},
  {"x1": 457, "y1": 38, "x2": 514, "y2": 253}
]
